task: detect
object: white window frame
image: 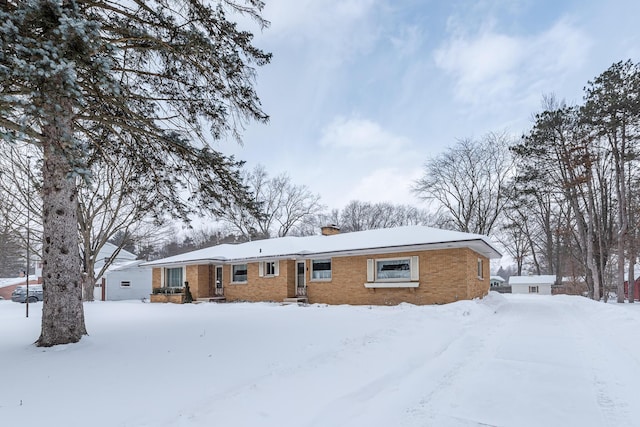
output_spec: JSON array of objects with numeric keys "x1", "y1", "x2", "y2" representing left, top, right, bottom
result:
[
  {"x1": 529, "y1": 286, "x2": 539, "y2": 293},
  {"x1": 477, "y1": 258, "x2": 484, "y2": 279},
  {"x1": 120, "y1": 281, "x2": 131, "y2": 288},
  {"x1": 258, "y1": 260, "x2": 279, "y2": 278},
  {"x1": 373, "y1": 257, "x2": 412, "y2": 282},
  {"x1": 310, "y1": 258, "x2": 332, "y2": 281},
  {"x1": 231, "y1": 263, "x2": 248, "y2": 284},
  {"x1": 164, "y1": 267, "x2": 184, "y2": 288},
  {"x1": 365, "y1": 256, "x2": 419, "y2": 288}
]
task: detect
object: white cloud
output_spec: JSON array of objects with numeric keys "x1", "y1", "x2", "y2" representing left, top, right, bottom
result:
[
  {"x1": 434, "y1": 18, "x2": 591, "y2": 104},
  {"x1": 342, "y1": 167, "x2": 423, "y2": 206},
  {"x1": 261, "y1": 0, "x2": 380, "y2": 63},
  {"x1": 264, "y1": 0, "x2": 375, "y2": 34},
  {"x1": 390, "y1": 25, "x2": 424, "y2": 57},
  {"x1": 319, "y1": 117, "x2": 410, "y2": 158}
]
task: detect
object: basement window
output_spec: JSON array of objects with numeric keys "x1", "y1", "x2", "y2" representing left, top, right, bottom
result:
[{"x1": 120, "y1": 281, "x2": 131, "y2": 288}]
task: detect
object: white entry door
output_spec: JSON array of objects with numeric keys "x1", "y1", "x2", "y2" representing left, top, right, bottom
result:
[{"x1": 296, "y1": 261, "x2": 306, "y2": 296}]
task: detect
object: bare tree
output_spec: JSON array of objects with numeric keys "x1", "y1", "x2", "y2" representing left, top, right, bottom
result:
[
  {"x1": 0, "y1": 193, "x2": 26, "y2": 276},
  {"x1": 337, "y1": 200, "x2": 438, "y2": 233},
  {"x1": 0, "y1": 144, "x2": 43, "y2": 271},
  {"x1": 413, "y1": 132, "x2": 514, "y2": 236},
  {"x1": 221, "y1": 165, "x2": 324, "y2": 239},
  {"x1": 0, "y1": 144, "x2": 173, "y2": 301},
  {"x1": 77, "y1": 157, "x2": 174, "y2": 301}
]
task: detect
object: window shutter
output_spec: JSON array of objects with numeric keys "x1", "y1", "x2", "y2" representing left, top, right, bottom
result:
[
  {"x1": 410, "y1": 256, "x2": 419, "y2": 281},
  {"x1": 367, "y1": 259, "x2": 374, "y2": 282},
  {"x1": 274, "y1": 260, "x2": 280, "y2": 276},
  {"x1": 258, "y1": 262, "x2": 264, "y2": 277}
]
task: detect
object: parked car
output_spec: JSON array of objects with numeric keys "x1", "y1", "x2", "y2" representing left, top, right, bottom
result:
[{"x1": 11, "y1": 285, "x2": 43, "y2": 303}]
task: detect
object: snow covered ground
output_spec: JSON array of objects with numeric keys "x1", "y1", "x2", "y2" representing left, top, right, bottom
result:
[{"x1": 1, "y1": 293, "x2": 640, "y2": 427}]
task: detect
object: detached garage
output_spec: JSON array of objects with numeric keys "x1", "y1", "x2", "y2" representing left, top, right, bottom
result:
[
  {"x1": 509, "y1": 275, "x2": 556, "y2": 295},
  {"x1": 104, "y1": 260, "x2": 152, "y2": 301}
]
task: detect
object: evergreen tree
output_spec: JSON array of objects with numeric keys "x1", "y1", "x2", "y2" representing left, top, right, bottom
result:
[{"x1": 0, "y1": 0, "x2": 270, "y2": 346}]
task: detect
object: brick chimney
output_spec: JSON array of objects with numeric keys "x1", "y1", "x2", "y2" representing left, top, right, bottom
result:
[{"x1": 321, "y1": 224, "x2": 340, "y2": 236}]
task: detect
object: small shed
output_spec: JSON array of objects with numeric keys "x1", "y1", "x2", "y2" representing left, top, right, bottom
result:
[
  {"x1": 509, "y1": 275, "x2": 556, "y2": 295},
  {"x1": 104, "y1": 260, "x2": 152, "y2": 301}
]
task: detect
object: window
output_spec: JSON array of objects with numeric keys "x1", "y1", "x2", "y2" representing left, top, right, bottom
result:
[
  {"x1": 529, "y1": 286, "x2": 539, "y2": 293},
  {"x1": 232, "y1": 264, "x2": 248, "y2": 283},
  {"x1": 477, "y1": 259, "x2": 484, "y2": 279},
  {"x1": 120, "y1": 281, "x2": 131, "y2": 288},
  {"x1": 365, "y1": 256, "x2": 419, "y2": 288},
  {"x1": 376, "y1": 258, "x2": 411, "y2": 280},
  {"x1": 165, "y1": 267, "x2": 183, "y2": 288},
  {"x1": 311, "y1": 259, "x2": 332, "y2": 280},
  {"x1": 259, "y1": 261, "x2": 279, "y2": 277}
]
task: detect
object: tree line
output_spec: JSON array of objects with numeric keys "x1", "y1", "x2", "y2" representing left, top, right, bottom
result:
[{"x1": 415, "y1": 61, "x2": 640, "y2": 303}]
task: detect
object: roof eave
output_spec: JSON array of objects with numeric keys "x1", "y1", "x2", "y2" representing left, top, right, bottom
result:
[
  {"x1": 141, "y1": 239, "x2": 501, "y2": 268},
  {"x1": 299, "y1": 239, "x2": 502, "y2": 260}
]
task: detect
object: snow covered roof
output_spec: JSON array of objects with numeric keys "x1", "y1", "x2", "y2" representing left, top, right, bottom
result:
[
  {"x1": 490, "y1": 275, "x2": 505, "y2": 283},
  {"x1": 105, "y1": 259, "x2": 149, "y2": 273},
  {"x1": 509, "y1": 275, "x2": 557, "y2": 286},
  {"x1": 97, "y1": 243, "x2": 137, "y2": 263},
  {"x1": 142, "y1": 226, "x2": 502, "y2": 268}
]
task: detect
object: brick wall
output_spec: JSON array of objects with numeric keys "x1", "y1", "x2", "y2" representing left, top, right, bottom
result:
[
  {"x1": 466, "y1": 249, "x2": 490, "y2": 300},
  {"x1": 224, "y1": 260, "x2": 293, "y2": 302},
  {"x1": 186, "y1": 264, "x2": 212, "y2": 299},
  {"x1": 305, "y1": 248, "x2": 486, "y2": 305},
  {"x1": 151, "y1": 268, "x2": 161, "y2": 290}
]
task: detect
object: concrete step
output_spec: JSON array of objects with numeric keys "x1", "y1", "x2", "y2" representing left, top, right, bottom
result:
[
  {"x1": 197, "y1": 297, "x2": 227, "y2": 303},
  {"x1": 283, "y1": 297, "x2": 308, "y2": 305}
]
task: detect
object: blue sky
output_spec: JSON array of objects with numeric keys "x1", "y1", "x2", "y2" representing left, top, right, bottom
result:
[{"x1": 218, "y1": 0, "x2": 640, "y2": 211}]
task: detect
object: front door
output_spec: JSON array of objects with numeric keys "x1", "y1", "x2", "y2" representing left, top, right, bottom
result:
[
  {"x1": 215, "y1": 266, "x2": 224, "y2": 296},
  {"x1": 296, "y1": 261, "x2": 306, "y2": 296}
]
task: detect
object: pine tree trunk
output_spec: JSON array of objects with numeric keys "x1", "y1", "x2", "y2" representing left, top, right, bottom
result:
[{"x1": 37, "y1": 114, "x2": 87, "y2": 347}]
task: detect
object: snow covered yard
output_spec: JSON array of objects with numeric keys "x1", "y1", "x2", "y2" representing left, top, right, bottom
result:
[{"x1": 1, "y1": 293, "x2": 640, "y2": 427}]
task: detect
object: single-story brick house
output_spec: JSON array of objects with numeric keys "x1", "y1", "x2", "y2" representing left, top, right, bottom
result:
[{"x1": 142, "y1": 225, "x2": 502, "y2": 305}]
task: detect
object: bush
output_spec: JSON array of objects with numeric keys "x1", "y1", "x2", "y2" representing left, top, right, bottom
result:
[{"x1": 152, "y1": 287, "x2": 184, "y2": 295}]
